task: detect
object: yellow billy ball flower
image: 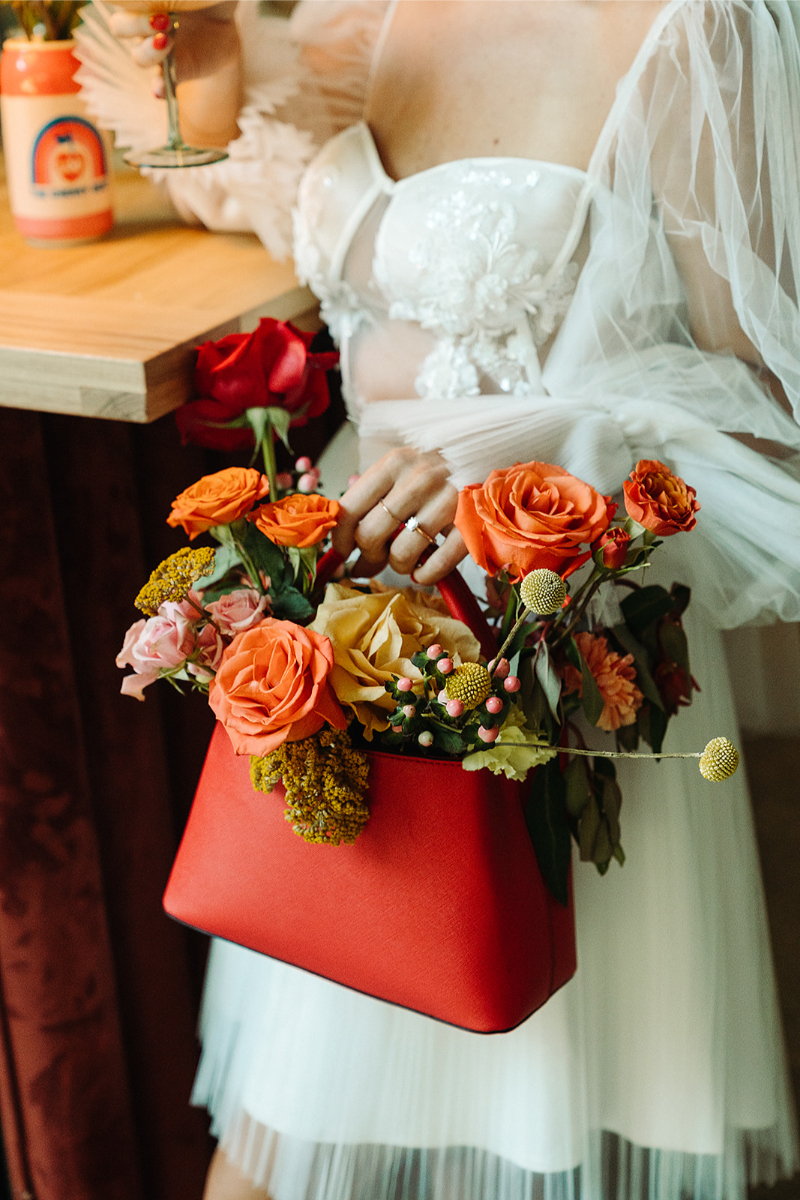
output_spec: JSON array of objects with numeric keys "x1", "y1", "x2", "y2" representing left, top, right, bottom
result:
[
  {"x1": 699, "y1": 737, "x2": 740, "y2": 781},
  {"x1": 444, "y1": 662, "x2": 492, "y2": 710},
  {"x1": 519, "y1": 569, "x2": 567, "y2": 615}
]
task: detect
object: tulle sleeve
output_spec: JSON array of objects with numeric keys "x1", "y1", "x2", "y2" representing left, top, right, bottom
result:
[
  {"x1": 360, "y1": 0, "x2": 800, "y2": 629},
  {"x1": 73, "y1": 0, "x2": 388, "y2": 260}
]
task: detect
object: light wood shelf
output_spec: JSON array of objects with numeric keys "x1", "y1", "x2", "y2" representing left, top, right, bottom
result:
[{"x1": 0, "y1": 159, "x2": 316, "y2": 422}]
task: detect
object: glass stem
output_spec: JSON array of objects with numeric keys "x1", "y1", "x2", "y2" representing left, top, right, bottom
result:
[{"x1": 162, "y1": 31, "x2": 184, "y2": 153}]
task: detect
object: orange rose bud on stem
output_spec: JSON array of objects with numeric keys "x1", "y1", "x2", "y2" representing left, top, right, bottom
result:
[
  {"x1": 623, "y1": 460, "x2": 700, "y2": 536},
  {"x1": 167, "y1": 467, "x2": 270, "y2": 539},
  {"x1": 209, "y1": 620, "x2": 346, "y2": 757},
  {"x1": 596, "y1": 527, "x2": 631, "y2": 569},
  {"x1": 248, "y1": 493, "x2": 340, "y2": 548}
]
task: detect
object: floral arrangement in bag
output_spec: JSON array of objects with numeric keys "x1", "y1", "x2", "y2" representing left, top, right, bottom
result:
[{"x1": 117, "y1": 319, "x2": 739, "y2": 905}]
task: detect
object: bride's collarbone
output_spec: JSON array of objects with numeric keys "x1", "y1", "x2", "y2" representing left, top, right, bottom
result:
[{"x1": 367, "y1": 0, "x2": 666, "y2": 178}]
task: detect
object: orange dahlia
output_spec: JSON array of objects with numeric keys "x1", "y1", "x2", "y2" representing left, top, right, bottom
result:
[{"x1": 563, "y1": 632, "x2": 644, "y2": 732}]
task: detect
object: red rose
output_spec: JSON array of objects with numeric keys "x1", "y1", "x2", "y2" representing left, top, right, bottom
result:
[
  {"x1": 596, "y1": 527, "x2": 631, "y2": 569},
  {"x1": 176, "y1": 319, "x2": 338, "y2": 450},
  {"x1": 623, "y1": 460, "x2": 700, "y2": 536}
]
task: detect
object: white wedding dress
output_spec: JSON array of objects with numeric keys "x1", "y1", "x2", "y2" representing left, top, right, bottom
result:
[{"x1": 75, "y1": 3, "x2": 800, "y2": 1198}]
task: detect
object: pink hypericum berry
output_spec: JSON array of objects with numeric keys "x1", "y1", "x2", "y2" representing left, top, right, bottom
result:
[
  {"x1": 486, "y1": 696, "x2": 503, "y2": 714},
  {"x1": 426, "y1": 644, "x2": 443, "y2": 659},
  {"x1": 478, "y1": 725, "x2": 500, "y2": 743},
  {"x1": 402, "y1": 704, "x2": 416, "y2": 719},
  {"x1": 275, "y1": 472, "x2": 293, "y2": 490},
  {"x1": 438, "y1": 658, "x2": 453, "y2": 675},
  {"x1": 437, "y1": 689, "x2": 449, "y2": 705},
  {"x1": 295, "y1": 456, "x2": 313, "y2": 473},
  {"x1": 503, "y1": 676, "x2": 521, "y2": 693},
  {"x1": 418, "y1": 731, "x2": 434, "y2": 748},
  {"x1": 397, "y1": 677, "x2": 413, "y2": 692},
  {"x1": 391, "y1": 725, "x2": 403, "y2": 734},
  {"x1": 297, "y1": 473, "x2": 317, "y2": 493},
  {"x1": 446, "y1": 699, "x2": 464, "y2": 718},
  {"x1": 489, "y1": 657, "x2": 510, "y2": 679}
]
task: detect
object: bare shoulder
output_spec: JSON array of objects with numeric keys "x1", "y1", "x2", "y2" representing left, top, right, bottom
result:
[{"x1": 367, "y1": 0, "x2": 668, "y2": 179}]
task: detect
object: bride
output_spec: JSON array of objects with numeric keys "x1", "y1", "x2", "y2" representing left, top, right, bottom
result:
[{"x1": 77, "y1": 3, "x2": 800, "y2": 1199}]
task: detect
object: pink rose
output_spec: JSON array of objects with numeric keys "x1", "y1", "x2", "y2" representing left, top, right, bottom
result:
[
  {"x1": 188, "y1": 624, "x2": 226, "y2": 682},
  {"x1": 116, "y1": 613, "x2": 196, "y2": 700},
  {"x1": 204, "y1": 588, "x2": 271, "y2": 637}
]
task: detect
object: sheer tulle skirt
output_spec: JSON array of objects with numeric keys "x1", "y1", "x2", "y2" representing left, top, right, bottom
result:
[{"x1": 191, "y1": 615, "x2": 798, "y2": 1200}]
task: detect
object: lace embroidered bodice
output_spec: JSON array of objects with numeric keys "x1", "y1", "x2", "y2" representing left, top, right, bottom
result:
[{"x1": 293, "y1": 122, "x2": 592, "y2": 415}]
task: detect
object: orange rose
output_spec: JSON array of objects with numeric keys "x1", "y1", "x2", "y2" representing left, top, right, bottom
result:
[
  {"x1": 167, "y1": 467, "x2": 269, "y2": 539},
  {"x1": 456, "y1": 461, "x2": 614, "y2": 582},
  {"x1": 209, "y1": 619, "x2": 346, "y2": 756},
  {"x1": 248, "y1": 493, "x2": 340, "y2": 548},
  {"x1": 623, "y1": 460, "x2": 699, "y2": 536}
]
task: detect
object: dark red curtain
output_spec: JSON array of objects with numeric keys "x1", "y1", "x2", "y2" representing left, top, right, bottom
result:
[
  {"x1": 0, "y1": 405, "x2": 213, "y2": 1200},
  {"x1": 0, "y1": 355, "x2": 344, "y2": 1200}
]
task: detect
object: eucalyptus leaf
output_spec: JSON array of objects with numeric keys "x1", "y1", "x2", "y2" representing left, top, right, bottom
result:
[
  {"x1": 534, "y1": 641, "x2": 562, "y2": 722},
  {"x1": 611, "y1": 624, "x2": 664, "y2": 711},
  {"x1": 619, "y1": 585, "x2": 674, "y2": 635},
  {"x1": 637, "y1": 702, "x2": 668, "y2": 755},
  {"x1": 564, "y1": 757, "x2": 592, "y2": 820},
  {"x1": 194, "y1": 543, "x2": 242, "y2": 590},
  {"x1": 669, "y1": 583, "x2": 691, "y2": 616},
  {"x1": 272, "y1": 588, "x2": 315, "y2": 623},
  {"x1": 578, "y1": 791, "x2": 602, "y2": 862},
  {"x1": 525, "y1": 759, "x2": 571, "y2": 907},
  {"x1": 658, "y1": 620, "x2": 691, "y2": 675},
  {"x1": 433, "y1": 725, "x2": 464, "y2": 756},
  {"x1": 579, "y1": 654, "x2": 604, "y2": 727},
  {"x1": 241, "y1": 523, "x2": 287, "y2": 589}
]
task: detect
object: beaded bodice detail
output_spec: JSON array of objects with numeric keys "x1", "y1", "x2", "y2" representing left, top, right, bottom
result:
[{"x1": 293, "y1": 122, "x2": 591, "y2": 407}]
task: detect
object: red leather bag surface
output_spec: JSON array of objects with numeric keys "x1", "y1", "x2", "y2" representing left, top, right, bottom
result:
[{"x1": 163, "y1": 723, "x2": 577, "y2": 1033}]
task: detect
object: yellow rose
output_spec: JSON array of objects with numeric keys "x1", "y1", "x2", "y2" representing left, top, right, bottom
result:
[{"x1": 309, "y1": 582, "x2": 480, "y2": 739}]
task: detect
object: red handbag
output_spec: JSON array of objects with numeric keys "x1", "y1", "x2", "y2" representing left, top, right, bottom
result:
[
  {"x1": 163, "y1": 729, "x2": 575, "y2": 1033},
  {"x1": 162, "y1": 569, "x2": 577, "y2": 1033}
]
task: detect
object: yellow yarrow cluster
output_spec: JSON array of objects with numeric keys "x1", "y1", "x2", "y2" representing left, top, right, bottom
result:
[
  {"x1": 519, "y1": 569, "x2": 567, "y2": 615},
  {"x1": 250, "y1": 728, "x2": 371, "y2": 845},
  {"x1": 135, "y1": 546, "x2": 216, "y2": 616},
  {"x1": 699, "y1": 737, "x2": 739, "y2": 781},
  {"x1": 444, "y1": 662, "x2": 492, "y2": 710}
]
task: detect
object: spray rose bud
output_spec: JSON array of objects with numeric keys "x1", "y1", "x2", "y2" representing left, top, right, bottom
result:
[{"x1": 597, "y1": 527, "x2": 631, "y2": 569}]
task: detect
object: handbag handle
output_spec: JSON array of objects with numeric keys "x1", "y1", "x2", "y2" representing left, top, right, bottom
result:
[{"x1": 315, "y1": 547, "x2": 498, "y2": 661}]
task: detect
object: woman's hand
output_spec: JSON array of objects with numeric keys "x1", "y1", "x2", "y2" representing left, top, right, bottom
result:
[
  {"x1": 109, "y1": 2, "x2": 242, "y2": 146},
  {"x1": 332, "y1": 448, "x2": 468, "y2": 586}
]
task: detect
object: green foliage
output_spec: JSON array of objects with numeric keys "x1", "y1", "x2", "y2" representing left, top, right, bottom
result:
[{"x1": 525, "y1": 758, "x2": 572, "y2": 907}]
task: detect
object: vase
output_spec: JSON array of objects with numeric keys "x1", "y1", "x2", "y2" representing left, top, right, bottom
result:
[{"x1": 0, "y1": 38, "x2": 113, "y2": 246}]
